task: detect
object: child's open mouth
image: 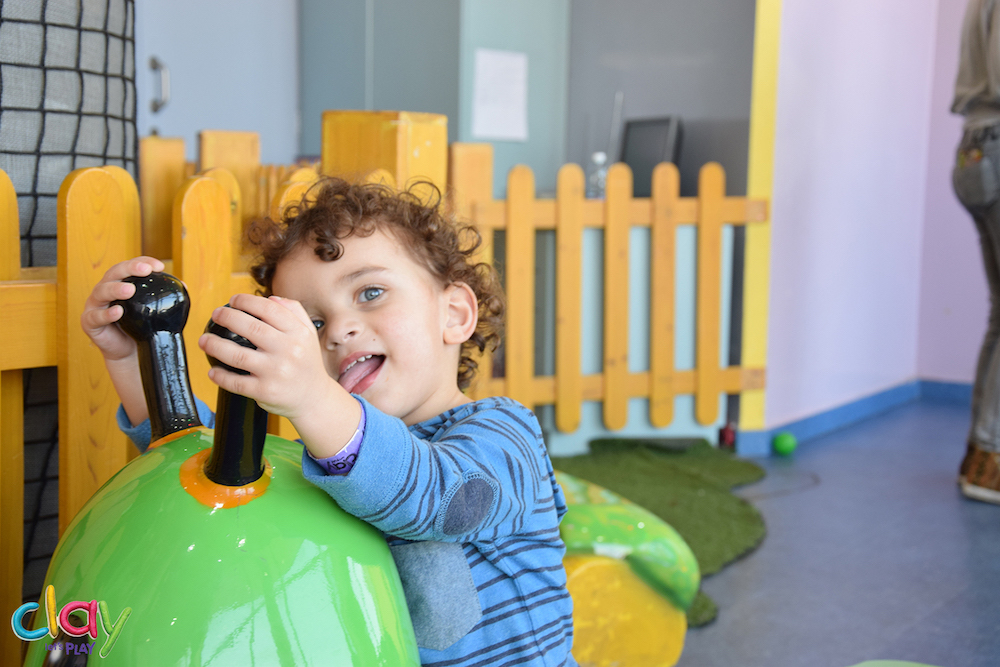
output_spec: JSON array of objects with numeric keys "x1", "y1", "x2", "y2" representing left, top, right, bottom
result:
[{"x1": 338, "y1": 354, "x2": 385, "y2": 394}]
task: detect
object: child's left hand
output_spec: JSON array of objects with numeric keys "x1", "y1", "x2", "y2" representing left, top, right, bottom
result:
[{"x1": 198, "y1": 293, "x2": 339, "y2": 421}]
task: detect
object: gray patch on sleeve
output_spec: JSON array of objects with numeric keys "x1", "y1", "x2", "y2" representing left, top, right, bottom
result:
[
  {"x1": 390, "y1": 541, "x2": 482, "y2": 651},
  {"x1": 442, "y1": 478, "x2": 494, "y2": 536}
]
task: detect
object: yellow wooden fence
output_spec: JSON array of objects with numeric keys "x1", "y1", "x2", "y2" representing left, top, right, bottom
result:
[
  {"x1": 138, "y1": 131, "x2": 318, "y2": 261},
  {"x1": 0, "y1": 120, "x2": 767, "y2": 665},
  {"x1": 450, "y1": 143, "x2": 767, "y2": 432}
]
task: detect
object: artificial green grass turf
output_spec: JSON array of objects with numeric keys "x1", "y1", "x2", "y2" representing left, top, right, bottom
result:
[{"x1": 551, "y1": 438, "x2": 766, "y2": 627}]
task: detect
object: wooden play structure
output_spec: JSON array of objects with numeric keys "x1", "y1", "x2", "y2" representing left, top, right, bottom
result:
[{"x1": 0, "y1": 110, "x2": 769, "y2": 664}]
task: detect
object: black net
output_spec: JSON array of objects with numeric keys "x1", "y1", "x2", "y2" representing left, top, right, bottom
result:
[
  {"x1": 0, "y1": 0, "x2": 137, "y2": 604},
  {"x1": 0, "y1": 0, "x2": 137, "y2": 266},
  {"x1": 21, "y1": 367, "x2": 59, "y2": 603}
]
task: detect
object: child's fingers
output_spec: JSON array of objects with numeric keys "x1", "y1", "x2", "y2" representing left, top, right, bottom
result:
[
  {"x1": 206, "y1": 363, "x2": 259, "y2": 400},
  {"x1": 268, "y1": 295, "x2": 315, "y2": 330},
  {"x1": 100, "y1": 256, "x2": 165, "y2": 283},
  {"x1": 208, "y1": 302, "x2": 284, "y2": 351},
  {"x1": 227, "y1": 293, "x2": 307, "y2": 334},
  {"x1": 81, "y1": 303, "x2": 124, "y2": 331},
  {"x1": 86, "y1": 256, "x2": 165, "y2": 312},
  {"x1": 86, "y1": 279, "x2": 137, "y2": 308},
  {"x1": 198, "y1": 331, "x2": 264, "y2": 376}
]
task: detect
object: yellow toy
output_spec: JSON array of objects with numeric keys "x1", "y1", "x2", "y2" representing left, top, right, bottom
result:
[{"x1": 557, "y1": 471, "x2": 700, "y2": 666}]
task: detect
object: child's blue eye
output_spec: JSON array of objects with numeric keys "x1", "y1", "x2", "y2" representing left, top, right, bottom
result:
[
  {"x1": 311, "y1": 319, "x2": 324, "y2": 331},
  {"x1": 360, "y1": 287, "x2": 383, "y2": 303}
]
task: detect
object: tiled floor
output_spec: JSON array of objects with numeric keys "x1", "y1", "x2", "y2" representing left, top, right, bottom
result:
[{"x1": 677, "y1": 400, "x2": 1000, "y2": 667}]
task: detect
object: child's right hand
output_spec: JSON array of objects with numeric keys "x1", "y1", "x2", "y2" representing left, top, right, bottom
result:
[{"x1": 81, "y1": 256, "x2": 165, "y2": 361}]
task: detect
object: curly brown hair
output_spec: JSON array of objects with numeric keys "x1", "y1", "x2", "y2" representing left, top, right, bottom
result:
[{"x1": 247, "y1": 177, "x2": 505, "y2": 390}]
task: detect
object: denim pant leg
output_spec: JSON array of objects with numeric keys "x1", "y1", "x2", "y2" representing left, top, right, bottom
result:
[
  {"x1": 955, "y1": 130, "x2": 1000, "y2": 452},
  {"x1": 968, "y1": 208, "x2": 1000, "y2": 452}
]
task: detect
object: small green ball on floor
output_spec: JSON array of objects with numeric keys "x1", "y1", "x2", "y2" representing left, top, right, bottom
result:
[{"x1": 772, "y1": 432, "x2": 798, "y2": 456}]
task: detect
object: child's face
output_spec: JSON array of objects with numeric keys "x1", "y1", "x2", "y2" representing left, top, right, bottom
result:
[{"x1": 270, "y1": 228, "x2": 470, "y2": 425}]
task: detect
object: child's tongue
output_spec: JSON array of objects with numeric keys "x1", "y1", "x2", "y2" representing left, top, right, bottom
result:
[{"x1": 339, "y1": 355, "x2": 384, "y2": 393}]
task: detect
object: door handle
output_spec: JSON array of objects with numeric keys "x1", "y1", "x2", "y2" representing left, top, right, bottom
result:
[{"x1": 150, "y1": 56, "x2": 170, "y2": 113}]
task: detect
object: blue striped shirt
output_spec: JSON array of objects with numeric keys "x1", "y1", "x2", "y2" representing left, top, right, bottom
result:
[{"x1": 302, "y1": 396, "x2": 576, "y2": 666}]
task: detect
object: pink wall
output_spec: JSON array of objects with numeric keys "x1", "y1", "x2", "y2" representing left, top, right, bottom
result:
[
  {"x1": 917, "y1": 0, "x2": 988, "y2": 383},
  {"x1": 765, "y1": 0, "x2": 939, "y2": 426}
]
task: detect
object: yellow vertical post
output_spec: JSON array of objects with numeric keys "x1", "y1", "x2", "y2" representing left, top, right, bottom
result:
[
  {"x1": 741, "y1": 0, "x2": 782, "y2": 430},
  {"x1": 172, "y1": 177, "x2": 233, "y2": 405},
  {"x1": 102, "y1": 166, "x2": 144, "y2": 460},
  {"x1": 57, "y1": 168, "x2": 140, "y2": 531},
  {"x1": 199, "y1": 130, "x2": 260, "y2": 240},
  {"x1": 603, "y1": 164, "x2": 632, "y2": 430},
  {"x1": 262, "y1": 164, "x2": 280, "y2": 219},
  {"x1": 0, "y1": 169, "x2": 24, "y2": 667},
  {"x1": 268, "y1": 180, "x2": 314, "y2": 222},
  {"x1": 449, "y1": 143, "x2": 495, "y2": 399},
  {"x1": 200, "y1": 167, "x2": 246, "y2": 271},
  {"x1": 0, "y1": 368, "x2": 22, "y2": 665},
  {"x1": 555, "y1": 164, "x2": 584, "y2": 432},
  {"x1": 103, "y1": 166, "x2": 142, "y2": 260},
  {"x1": 2, "y1": 170, "x2": 20, "y2": 273},
  {"x1": 650, "y1": 163, "x2": 679, "y2": 427},
  {"x1": 505, "y1": 166, "x2": 536, "y2": 408},
  {"x1": 287, "y1": 166, "x2": 321, "y2": 184},
  {"x1": 362, "y1": 167, "x2": 396, "y2": 188},
  {"x1": 139, "y1": 136, "x2": 187, "y2": 259},
  {"x1": 322, "y1": 111, "x2": 448, "y2": 196},
  {"x1": 695, "y1": 164, "x2": 725, "y2": 425}
]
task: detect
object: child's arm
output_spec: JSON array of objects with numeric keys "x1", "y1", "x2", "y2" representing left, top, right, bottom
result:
[
  {"x1": 198, "y1": 293, "x2": 363, "y2": 458},
  {"x1": 80, "y1": 256, "x2": 166, "y2": 427},
  {"x1": 304, "y1": 398, "x2": 562, "y2": 545}
]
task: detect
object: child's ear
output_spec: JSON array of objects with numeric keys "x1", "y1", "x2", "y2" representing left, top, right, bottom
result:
[{"x1": 443, "y1": 282, "x2": 479, "y2": 345}]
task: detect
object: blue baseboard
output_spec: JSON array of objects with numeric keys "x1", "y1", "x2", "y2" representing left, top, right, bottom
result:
[
  {"x1": 737, "y1": 379, "x2": 972, "y2": 458},
  {"x1": 920, "y1": 380, "x2": 973, "y2": 404}
]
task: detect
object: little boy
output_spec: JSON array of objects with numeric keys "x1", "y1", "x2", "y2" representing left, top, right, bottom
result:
[{"x1": 81, "y1": 178, "x2": 576, "y2": 666}]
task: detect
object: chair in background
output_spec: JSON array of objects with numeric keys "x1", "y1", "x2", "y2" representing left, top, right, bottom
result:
[{"x1": 619, "y1": 116, "x2": 683, "y2": 198}]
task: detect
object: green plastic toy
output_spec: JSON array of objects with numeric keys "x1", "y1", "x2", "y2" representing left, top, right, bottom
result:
[
  {"x1": 557, "y1": 470, "x2": 700, "y2": 611},
  {"x1": 20, "y1": 273, "x2": 419, "y2": 665}
]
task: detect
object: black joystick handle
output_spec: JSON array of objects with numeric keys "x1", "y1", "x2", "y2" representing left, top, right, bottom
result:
[
  {"x1": 203, "y1": 306, "x2": 269, "y2": 486},
  {"x1": 113, "y1": 273, "x2": 201, "y2": 443}
]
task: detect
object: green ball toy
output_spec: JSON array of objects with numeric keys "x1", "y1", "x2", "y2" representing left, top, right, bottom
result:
[{"x1": 772, "y1": 431, "x2": 798, "y2": 456}]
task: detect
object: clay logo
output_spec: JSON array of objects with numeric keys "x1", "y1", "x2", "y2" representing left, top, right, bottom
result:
[{"x1": 10, "y1": 584, "x2": 131, "y2": 658}]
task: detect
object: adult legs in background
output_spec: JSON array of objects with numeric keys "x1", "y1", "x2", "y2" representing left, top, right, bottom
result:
[
  {"x1": 967, "y1": 211, "x2": 1000, "y2": 452},
  {"x1": 954, "y1": 130, "x2": 1000, "y2": 503}
]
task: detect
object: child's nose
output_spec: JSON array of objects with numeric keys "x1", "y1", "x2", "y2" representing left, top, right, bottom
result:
[{"x1": 324, "y1": 319, "x2": 362, "y2": 348}]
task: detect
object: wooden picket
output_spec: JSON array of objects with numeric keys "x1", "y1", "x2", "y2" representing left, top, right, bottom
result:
[
  {"x1": 696, "y1": 164, "x2": 725, "y2": 425},
  {"x1": 56, "y1": 167, "x2": 142, "y2": 535},
  {"x1": 555, "y1": 164, "x2": 584, "y2": 432},
  {"x1": 649, "y1": 163, "x2": 679, "y2": 427},
  {"x1": 139, "y1": 136, "x2": 186, "y2": 258},
  {"x1": 172, "y1": 176, "x2": 234, "y2": 405},
  {"x1": 505, "y1": 167, "x2": 535, "y2": 408},
  {"x1": 0, "y1": 169, "x2": 23, "y2": 667},
  {"x1": 603, "y1": 164, "x2": 632, "y2": 431},
  {"x1": 199, "y1": 130, "x2": 261, "y2": 230}
]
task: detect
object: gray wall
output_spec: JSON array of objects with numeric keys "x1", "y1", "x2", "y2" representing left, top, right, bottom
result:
[
  {"x1": 299, "y1": 0, "x2": 461, "y2": 158},
  {"x1": 567, "y1": 0, "x2": 755, "y2": 196},
  {"x1": 299, "y1": 0, "x2": 367, "y2": 157},
  {"x1": 135, "y1": 0, "x2": 299, "y2": 163},
  {"x1": 373, "y1": 0, "x2": 461, "y2": 145}
]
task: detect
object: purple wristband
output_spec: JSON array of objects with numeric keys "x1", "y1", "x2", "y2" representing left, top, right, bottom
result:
[{"x1": 308, "y1": 401, "x2": 365, "y2": 475}]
